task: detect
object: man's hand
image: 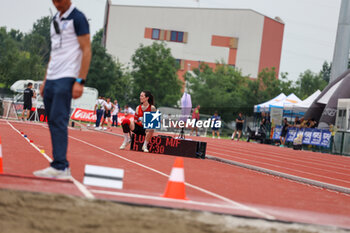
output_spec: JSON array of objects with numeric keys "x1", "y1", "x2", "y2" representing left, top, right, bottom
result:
[
  {"x1": 40, "y1": 81, "x2": 46, "y2": 97},
  {"x1": 72, "y1": 82, "x2": 84, "y2": 99}
]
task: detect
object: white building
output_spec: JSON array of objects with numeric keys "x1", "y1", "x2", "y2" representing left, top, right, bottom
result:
[{"x1": 103, "y1": 1, "x2": 284, "y2": 80}]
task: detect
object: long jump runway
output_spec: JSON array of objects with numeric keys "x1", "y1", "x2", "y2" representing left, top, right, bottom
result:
[{"x1": 1, "y1": 119, "x2": 350, "y2": 229}]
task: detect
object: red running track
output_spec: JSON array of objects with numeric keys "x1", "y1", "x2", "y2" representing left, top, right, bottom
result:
[{"x1": 1, "y1": 119, "x2": 350, "y2": 229}]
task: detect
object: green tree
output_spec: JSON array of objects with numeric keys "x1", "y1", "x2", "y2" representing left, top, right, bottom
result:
[
  {"x1": 247, "y1": 68, "x2": 296, "y2": 108},
  {"x1": 186, "y1": 63, "x2": 251, "y2": 120},
  {"x1": 320, "y1": 61, "x2": 331, "y2": 83},
  {"x1": 23, "y1": 16, "x2": 51, "y2": 64},
  {"x1": 0, "y1": 27, "x2": 45, "y2": 88},
  {"x1": 131, "y1": 42, "x2": 182, "y2": 107},
  {"x1": 87, "y1": 29, "x2": 128, "y2": 104},
  {"x1": 295, "y1": 70, "x2": 327, "y2": 99}
]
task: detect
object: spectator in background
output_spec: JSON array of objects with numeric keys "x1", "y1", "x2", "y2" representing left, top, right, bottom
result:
[
  {"x1": 232, "y1": 112, "x2": 244, "y2": 141},
  {"x1": 94, "y1": 96, "x2": 105, "y2": 130},
  {"x1": 265, "y1": 112, "x2": 271, "y2": 125},
  {"x1": 299, "y1": 117, "x2": 307, "y2": 128},
  {"x1": 111, "y1": 100, "x2": 119, "y2": 127},
  {"x1": 294, "y1": 116, "x2": 301, "y2": 127},
  {"x1": 191, "y1": 105, "x2": 200, "y2": 136},
  {"x1": 211, "y1": 111, "x2": 221, "y2": 139},
  {"x1": 101, "y1": 97, "x2": 112, "y2": 130},
  {"x1": 308, "y1": 118, "x2": 317, "y2": 128},
  {"x1": 124, "y1": 104, "x2": 135, "y2": 115},
  {"x1": 22, "y1": 82, "x2": 36, "y2": 121},
  {"x1": 280, "y1": 118, "x2": 289, "y2": 146}
]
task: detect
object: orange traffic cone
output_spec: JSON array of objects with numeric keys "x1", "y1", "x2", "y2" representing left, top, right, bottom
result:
[
  {"x1": 162, "y1": 157, "x2": 187, "y2": 200},
  {"x1": 0, "y1": 137, "x2": 3, "y2": 174}
]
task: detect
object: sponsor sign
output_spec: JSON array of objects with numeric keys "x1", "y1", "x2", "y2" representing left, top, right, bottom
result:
[
  {"x1": 302, "y1": 128, "x2": 313, "y2": 144},
  {"x1": 70, "y1": 108, "x2": 133, "y2": 123},
  {"x1": 286, "y1": 127, "x2": 298, "y2": 142},
  {"x1": 272, "y1": 126, "x2": 282, "y2": 140},
  {"x1": 281, "y1": 128, "x2": 331, "y2": 147},
  {"x1": 310, "y1": 129, "x2": 322, "y2": 146},
  {"x1": 320, "y1": 130, "x2": 332, "y2": 148}
]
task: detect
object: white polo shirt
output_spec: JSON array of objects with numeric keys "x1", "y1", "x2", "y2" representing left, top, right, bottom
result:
[
  {"x1": 95, "y1": 99, "x2": 106, "y2": 110},
  {"x1": 47, "y1": 4, "x2": 89, "y2": 80}
]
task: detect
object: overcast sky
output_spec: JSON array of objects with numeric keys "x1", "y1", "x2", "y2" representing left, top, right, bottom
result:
[{"x1": 0, "y1": 0, "x2": 342, "y2": 81}]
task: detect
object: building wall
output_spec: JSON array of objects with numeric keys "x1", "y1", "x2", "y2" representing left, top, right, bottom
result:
[{"x1": 105, "y1": 5, "x2": 284, "y2": 78}]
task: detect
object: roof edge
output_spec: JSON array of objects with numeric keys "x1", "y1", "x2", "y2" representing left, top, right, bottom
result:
[{"x1": 109, "y1": 3, "x2": 285, "y2": 24}]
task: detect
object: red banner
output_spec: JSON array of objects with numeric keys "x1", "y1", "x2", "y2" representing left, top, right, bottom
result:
[{"x1": 70, "y1": 108, "x2": 134, "y2": 124}]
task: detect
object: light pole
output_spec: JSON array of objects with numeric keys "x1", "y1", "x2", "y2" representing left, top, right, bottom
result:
[{"x1": 330, "y1": 0, "x2": 350, "y2": 83}]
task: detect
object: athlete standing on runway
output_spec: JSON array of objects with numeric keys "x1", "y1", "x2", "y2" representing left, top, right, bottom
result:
[{"x1": 120, "y1": 91, "x2": 156, "y2": 152}]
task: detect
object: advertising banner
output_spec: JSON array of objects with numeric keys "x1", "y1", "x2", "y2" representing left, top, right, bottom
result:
[
  {"x1": 272, "y1": 126, "x2": 282, "y2": 140},
  {"x1": 320, "y1": 130, "x2": 332, "y2": 148},
  {"x1": 302, "y1": 128, "x2": 313, "y2": 144},
  {"x1": 286, "y1": 127, "x2": 298, "y2": 142},
  {"x1": 270, "y1": 107, "x2": 283, "y2": 127},
  {"x1": 70, "y1": 108, "x2": 134, "y2": 124},
  {"x1": 310, "y1": 129, "x2": 322, "y2": 146}
]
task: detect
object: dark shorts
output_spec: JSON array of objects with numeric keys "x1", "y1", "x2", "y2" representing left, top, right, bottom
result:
[
  {"x1": 236, "y1": 124, "x2": 243, "y2": 131},
  {"x1": 23, "y1": 103, "x2": 32, "y2": 110},
  {"x1": 281, "y1": 130, "x2": 287, "y2": 137},
  {"x1": 132, "y1": 123, "x2": 146, "y2": 135},
  {"x1": 104, "y1": 110, "x2": 111, "y2": 118}
]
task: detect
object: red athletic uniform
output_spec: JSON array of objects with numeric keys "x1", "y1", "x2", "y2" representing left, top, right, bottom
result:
[{"x1": 135, "y1": 104, "x2": 152, "y2": 126}]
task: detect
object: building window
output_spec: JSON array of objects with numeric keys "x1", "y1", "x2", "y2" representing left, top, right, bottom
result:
[
  {"x1": 170, "y1": 31, "x2": 177, "y2": 41},
  {"x1": 170, "y1": 31, "x2": 184, "y2": 42},
  {"x1": 152, "y1": 29, "x2": 160, "y2": 40},
  {"x1": 175, "y1": 59, "x2": 181, "y2": 69},
  {"x1": 177, "y1": 32, "x2": 184, "y2": 42}
]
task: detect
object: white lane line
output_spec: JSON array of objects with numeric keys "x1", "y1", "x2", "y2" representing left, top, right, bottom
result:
[
  {"x1": 7, "y1": 121, "x2": 53, "y2": 162},
  {"x1": 69, "y1": 135, "x2": 275, "y2": 220},
  {"x1": 90, "y1": 189, "x2": 244, "y2": 210},
  {"x1": 6, "y1": 121, "x2": 94, "y2": 199},
  {"x1": 71, "y1": 178, "x2": 94, "y2": 199}
]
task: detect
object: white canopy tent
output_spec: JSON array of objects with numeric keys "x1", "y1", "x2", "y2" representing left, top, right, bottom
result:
[
  {"x1": 284, "y1": 90, "x2": 321, "y2": 114},
  {"x1": 270, "y1": 93, "x2": 302, "y2": 109},
  {"x1": 254, "y1": 93, "x2": 286, "y2": 113}
]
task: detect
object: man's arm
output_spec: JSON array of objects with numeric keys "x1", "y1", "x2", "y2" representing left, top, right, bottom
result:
[
  {"x1": 72, "y1": 34, "x2": 91, "y2": 99},
  {"x1": 40, "y1": 57, "x2": 51, "y2": 97}
]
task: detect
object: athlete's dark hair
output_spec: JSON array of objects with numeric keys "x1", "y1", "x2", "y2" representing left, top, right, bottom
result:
[
  {"x1": 27, "y1": 82, "x2": 33, "y2": 87},
  {"x1": 142, "y1": 90, "x2": 154, "y2": 106}
]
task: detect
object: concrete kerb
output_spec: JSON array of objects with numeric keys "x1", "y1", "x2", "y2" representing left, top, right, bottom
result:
[{"x1": 206, "y1": 154, "x2": 350, "y2": 195}]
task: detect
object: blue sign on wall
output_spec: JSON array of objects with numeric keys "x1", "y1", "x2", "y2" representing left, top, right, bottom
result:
[
  {"x1": 310, "y1": 129, "x2": 322, "y2": 146},
  {"x1": 272, "y1": 126, "x2": 282, "y2": 140},
  {"x1": 286, "y1": 127, "x2": 298, "y2": 142},
  {"x1": 302, "y1": 128, "x2": 313, "y2": 144},
  {"x1": 320, "y1": 130, "x2": 332, "y2": 148}
]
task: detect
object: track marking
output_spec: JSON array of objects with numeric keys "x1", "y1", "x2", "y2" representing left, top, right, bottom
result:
[
  {"x1": 90, "y1": 189, "x2": 246, "y2": 210},
  {"x1": 68, "y1": 135, "x2": 275, "y2": 220},
  {"x1": 6, "y1": 121, "x2": 94, "y2": 199}
]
